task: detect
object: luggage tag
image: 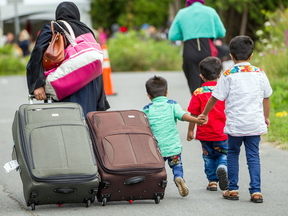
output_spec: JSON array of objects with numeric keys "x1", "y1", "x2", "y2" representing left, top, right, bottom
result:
[{"x1": 3, "y1": 160, "x2": 19, "y2": 173}]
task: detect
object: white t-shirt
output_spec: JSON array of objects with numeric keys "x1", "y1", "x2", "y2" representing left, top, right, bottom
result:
[{"x1": 212, "y1": 62, "x2": 273, "y2": 136}]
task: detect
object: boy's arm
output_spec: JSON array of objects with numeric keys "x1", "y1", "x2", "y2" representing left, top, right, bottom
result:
[
  {"x1": 182, "y1": 113, "x2": 204, "y2": 125},
  {"x1": 263, "y1": 97, "x2": 270, "y2": 127},
  {"x1": 199, "y1": 96, "x2": 219, "y2": 123},
  {"x1": 187, "y1": 114, "x2": 197, "y2": 141}
]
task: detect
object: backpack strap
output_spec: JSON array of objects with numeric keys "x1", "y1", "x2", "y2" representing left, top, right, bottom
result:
[
  {"x1": 50, "y1": 21, "x2": 54, "y2": 33},
  {"x1": 59, "y1": 20, "x2": 76, "y2": 40},
  {"x1": 54, "y1": 21, "x2": 77, "y2": 47}
]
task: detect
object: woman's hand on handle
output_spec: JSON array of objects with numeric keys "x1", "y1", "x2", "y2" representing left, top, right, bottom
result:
[{"x1": 33, "y1": 86, "x2": 47, "y2": 101}]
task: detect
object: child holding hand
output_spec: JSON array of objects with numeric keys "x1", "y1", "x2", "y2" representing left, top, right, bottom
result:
[
  {"x1": 187, "y1": 57, "x2": 228, "y2": 192},
  {"x1": 142, "y1": 75, "x2": 205, "y2": 197},
  {"x1": 200, "y1": 36, "x2": 272, "y2": 203}
]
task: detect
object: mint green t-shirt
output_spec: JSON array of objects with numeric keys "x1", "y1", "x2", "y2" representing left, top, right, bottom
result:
[
  {"x1": 142, "y1": 96, "x2": 186, "y2": 157},
  {"x1": 168, "y1": 2, "x2": 226, "y2": 42}
]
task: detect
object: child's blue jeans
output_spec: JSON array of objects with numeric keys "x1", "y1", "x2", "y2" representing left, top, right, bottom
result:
[
  {"x1": 227, "y1": 135, "x2": 261, "y2": 194},
  {"x1": 163, "y1": 153, "x2": 183, "y2": 181},
  {"x1": 200, "y1": 140, "x2": 228, "y2": 182}
]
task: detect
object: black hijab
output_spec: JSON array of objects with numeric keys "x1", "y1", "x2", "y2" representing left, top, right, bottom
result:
[{"x1": 54, "y1": 1, "x2": 95, "y2": 38}]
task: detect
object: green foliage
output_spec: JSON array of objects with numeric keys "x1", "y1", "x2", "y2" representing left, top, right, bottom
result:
[
  {"x1": 90, "y1": 0, "x2": 173, "y2": 29},
  {"x1": 269, "y1": 78, "x2": 288, "y2": 110},
  {"x1": 107, "y1": 31, "x2": 182, "y2": 71},
  {"x1": 266, "y1": 110, "x2": 288, "y2": 144},
  {"x1": 0, "y1": 45, "x2": 27, "y2": 75},
  {"x1": 90, "y1": 0, "x2": 125, "y2": 29},
  {"x1": 206, "y1": 0, "x2": 288, "y2": 25},
  {"x1": 118, "y1": 0, "x2": 172, "y2": 28},
  {"x1": 0, "y1": 44, "x2": 14, "y2": 55},
  {"x1": 251, "y1": 9, "x2": 288, "y2": 78},
  {"x1": 251, "y1": 8, "x2": 288, "y2": 146}
]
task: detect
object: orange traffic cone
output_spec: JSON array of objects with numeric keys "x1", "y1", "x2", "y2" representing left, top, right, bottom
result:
[{"x1": 101, "y1": 44, "x2": 115, "y2": 95}]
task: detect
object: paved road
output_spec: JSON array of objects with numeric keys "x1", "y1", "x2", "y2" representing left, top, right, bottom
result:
[{"x1": 0, "y1": 72, "x2": 288, "y2": 216}]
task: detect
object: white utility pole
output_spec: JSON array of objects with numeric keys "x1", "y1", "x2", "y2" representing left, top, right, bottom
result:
[{"x1": 7, "y1": 0, "x2": 23, "y2": 37}]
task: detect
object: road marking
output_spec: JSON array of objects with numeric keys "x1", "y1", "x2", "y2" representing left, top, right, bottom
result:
[
  {"x1": 0, "y1": 79, "x2": 8, "y2": 85},
  {"x1": 0, "y1": 119, "x2": 12, "y2": 123},
  {"x1": 2, "y1": 185, "x2": 34, "y2": 216}
]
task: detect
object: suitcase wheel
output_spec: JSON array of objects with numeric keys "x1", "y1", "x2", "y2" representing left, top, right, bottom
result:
[
  {"x1": 31, "y1": 203, "x2": 35, "y2": 210},
  {"x1": 102, "y1": 198, "x2": 107, "y2": 206},
  {"x1": 154, "y1": 196, "x2": 160, "y2": 204},
  {"x1": 86, "y1": 200, "x2": 91, "y2": 207}
]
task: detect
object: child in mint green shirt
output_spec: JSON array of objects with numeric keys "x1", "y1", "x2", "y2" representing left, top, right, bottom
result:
[{"x1": 142, "y1": 75, "x2": 204, "y2": 197}]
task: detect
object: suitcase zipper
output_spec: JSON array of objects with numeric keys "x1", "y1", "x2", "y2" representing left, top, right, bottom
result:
[
  {"x1": 31, "y1": 174, "x2": 97, "y2": 184},
  {"x1": 24, "y1": 106, "x2": 81, "y2": 125},
  {"x1": 94, "y1": 130, "x2": 164, "y2": 175}
]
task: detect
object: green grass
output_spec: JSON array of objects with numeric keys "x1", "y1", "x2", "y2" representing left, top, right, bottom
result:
[
  {"x1": 251, "y1": 54, "x2": 288, "y2": 149},
  {"x1": 265, "y1": 110, "x2": 288, "y2": 147},
  {"x1": 250, "y1": 8, "x2": 288, "y2": 150},
  {"x1": 249, "y1": 66, "x2": 288, "y2": 150},
  {"x1": 266, "y1": 80, "x2": 288, "y2": 148}
]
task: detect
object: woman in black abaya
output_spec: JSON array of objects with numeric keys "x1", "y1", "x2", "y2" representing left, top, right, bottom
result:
[{"x1": 26, "y1": 1, "x2": 110, "y2": 115}]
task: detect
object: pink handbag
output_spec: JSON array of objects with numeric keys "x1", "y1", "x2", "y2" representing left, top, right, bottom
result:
[{"x1": 44, "y1": 21, "x2": 103, "y2": 101}]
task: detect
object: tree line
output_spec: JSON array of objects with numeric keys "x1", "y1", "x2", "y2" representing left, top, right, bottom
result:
[{"x1": 90, "y1": 0, "x2": 288, "y2": 43}]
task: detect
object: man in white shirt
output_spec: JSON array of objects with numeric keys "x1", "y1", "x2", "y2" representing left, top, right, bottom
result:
[{"x1": 200, "y1": 36, "x2": 272, "y2": 204}]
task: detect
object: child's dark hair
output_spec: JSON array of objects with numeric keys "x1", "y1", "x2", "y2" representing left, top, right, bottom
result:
[
  {"x1": 229, "y1": 35, "x2": 254, "y2": 61},
  {"x1": 199, "y1": 57, "x2": 222, "y2": 80},
  {"x1": 145, "y1": 75, "x2": 167, "y2": 99}
]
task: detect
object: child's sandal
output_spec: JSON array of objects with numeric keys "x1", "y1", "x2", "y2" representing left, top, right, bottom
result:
[
  {"x1": 222, "y1": 189, "x2": 239, "y2": 200},
  {"x1": 250, "y1": 192, "x2": 263, "y2": 203},
  {"x1": 206, "y1": 182, "x2": 217, "y2": 191}
]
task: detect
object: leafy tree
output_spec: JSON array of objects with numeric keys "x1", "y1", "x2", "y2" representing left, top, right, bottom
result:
[
  {"x1": 205, "y1": 0, "x2": 288, "y2": 42},
  {"x1": 90, "y1": 0, "x2": 174, "y2": 29},
  {"x1": 90, "y1": 0, "x2": 126, "y2": 29},
  {"x1": 118, "y1": 0, "x2": 173, "y2": 28},
  {"x1": 90, "y1": 0, "x2": 288, "y2": 42}
]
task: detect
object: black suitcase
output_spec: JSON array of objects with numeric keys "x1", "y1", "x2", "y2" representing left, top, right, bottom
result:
[{"x1": 12, "y1": 96, "x2": 99, "y2": 210}]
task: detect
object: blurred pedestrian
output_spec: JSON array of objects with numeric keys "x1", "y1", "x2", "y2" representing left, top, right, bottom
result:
[
  {"x1": 168, "y1": 0, "x2": 226, "y2": 94},
  {"x1": 5, "y1": 32, "x2": 15, "y2": 45},
  {"x1": 105, "y1": 28, "x2": 111, "y2": 38},
  {"x1": 18, "y1": 29, "x2": 31, "y2": 56},
  {"x1": 148, "y1": 26, "x2": 161, "y2": 41},
  {"x1": 98, "y1": 26, "x2": 107, "y2": 46},
  {"x1": 214, "y1": 39, "x2": 231, "y2": 62},
  {"x1": 159, "y1": 27, "x2": 167, "y2": 40},
  {"x1": 110, "y1": 23, "x2": 120, "y2": 38}
]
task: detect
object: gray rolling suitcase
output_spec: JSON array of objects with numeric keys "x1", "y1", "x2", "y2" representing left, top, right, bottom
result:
[{"x1": 12, "y1": 98, "x2": 99, "y2": 210}]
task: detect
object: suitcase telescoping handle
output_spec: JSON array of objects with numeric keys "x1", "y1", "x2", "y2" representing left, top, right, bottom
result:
[
  {"x1": 123, "y1": 176, "x2": 146, "y2": 186},
  {"x1": 28, "y1": 94, "x2": 52, "y2": 104}
]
